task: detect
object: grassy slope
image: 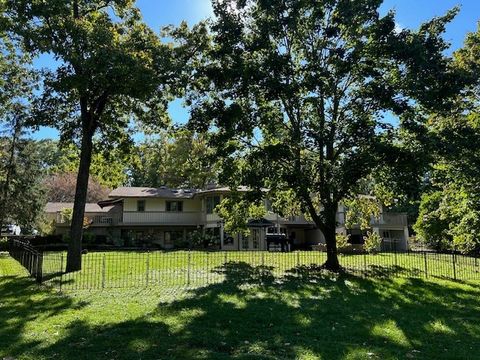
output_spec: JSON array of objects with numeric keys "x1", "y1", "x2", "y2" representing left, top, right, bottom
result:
[{"x1": 1, "y1": 253, "x2": 480, "y2": 360}]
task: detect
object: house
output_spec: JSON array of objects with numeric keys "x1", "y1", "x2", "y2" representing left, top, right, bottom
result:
[{"x1": 44, "y1": 186, "x2": 409, "y2": 251}]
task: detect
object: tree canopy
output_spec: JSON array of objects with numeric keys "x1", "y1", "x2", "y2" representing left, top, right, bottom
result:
[
  {"x1": 3, "y1": 0, "x2": 206, "y2": 271},
  {"x1": 129, "y1": 128, "x2": 218, "y2": 189},
  {"x1": 188, "y1": 0, "x2": 459, "y2": 270},
  {"x1": 414, "y1": 24, "x2": 480, "y2": 254}
]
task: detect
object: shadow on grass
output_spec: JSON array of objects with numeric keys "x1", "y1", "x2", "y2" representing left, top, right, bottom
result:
[
  {"x1": 2, "y1": 261, "x2": 480, "y2": 359},
  {"x1": 0, "y1": 274, "x2": 88, "y2": 358}
]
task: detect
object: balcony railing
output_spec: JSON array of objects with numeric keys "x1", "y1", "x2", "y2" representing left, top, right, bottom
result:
[
  {"x1": 205, "y1": 213, "x2": 222, "y2": 223},
  {"x1": 372, "y1": 213, "x2": 408, "y2": 227},
  {"x1": 123, "y1": 211, "x2": 202, "y2": 225},
  {"x1": 56, "y1": 213, "x2": 122, "y2": 226}
]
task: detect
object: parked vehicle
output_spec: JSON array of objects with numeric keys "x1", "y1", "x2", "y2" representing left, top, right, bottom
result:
[{"x1": 0, "y1": 224, "x2": 21, "y2": 236}]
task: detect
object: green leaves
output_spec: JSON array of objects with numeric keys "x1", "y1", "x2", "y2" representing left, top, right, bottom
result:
[
  {"x1": 215, "y1": 193, "x2": 266, "y2": 236},
  {"x1": 129, "y1": 128, "x2": 218, "y2": 189},
  {"x1": 189, "y1": 0, "x2": 456, "y2": 230}
]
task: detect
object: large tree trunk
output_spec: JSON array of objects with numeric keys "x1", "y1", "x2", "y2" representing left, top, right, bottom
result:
[
  {"x1": 66, "y1": 123, "x2": 94, "y2": 273},
  {"x1": 323, "y1": 222, "x2": 340, "y2": 271},
  {"x1": 322, "y1": 204, "x2": 341, "y2": 272}
]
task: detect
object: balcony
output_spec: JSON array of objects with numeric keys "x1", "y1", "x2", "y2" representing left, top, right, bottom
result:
[
  {"x1": 56, "y1": 213, "x2": 122, "y2": 226},
  {"x1": 122, "y1": 211, "x2": 202, "y2": 225},
  {"x1": 372, "y1": 213, "x2": 408, "y2": 227},
  {"x1": 264, "y1": 213, "x2": 315, "y2": 225},
  {"x1": 204, "y1": 213, "x2": 222, "y2": 223}
]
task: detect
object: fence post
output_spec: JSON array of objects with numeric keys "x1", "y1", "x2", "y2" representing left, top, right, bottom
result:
[
  {"x1": 452, "y1": 251, "x2": 457, "y2": 281},
  {"x1": 146, "y1": 251, "x2": 150, "y2": 287},
  {"x1": 102, "y1": 253, "x2": 106, "y2": 289},
  {"x1": 363, "y1": 252, "x2": 367, "y2": 276},
  {"x1": 36, "y1": 252, "x2": 44, "y2": 284},
  {"x1": 59, "y1": 253, "x2": 64, "y2": 292},
  {"x1": 423, "y1": 251, "x2": 428, "y2": 279},
  {"x1": 187, "y1": 250, "x2": 191, "y2": 286}
]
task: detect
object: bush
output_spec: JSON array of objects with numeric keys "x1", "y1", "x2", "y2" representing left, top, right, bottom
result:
[
  {"x1": 363, "y1": 231, "x2": 382, "y2": 254},
  {"x1": 83, "y1": 232, "x2": 96, "y2": 244},
  {"x1": 336, "y1": 233, "x2": 350, "y2": 251},
  {"x1": 188, "y1": 230, "x2": 219, "y2": 249},
  {"x1": 0, "y1": 237, "x2": 8, "y2": 251},
  {"x1": 36, "y1": 216, "x2": 56, "y2": 236}
]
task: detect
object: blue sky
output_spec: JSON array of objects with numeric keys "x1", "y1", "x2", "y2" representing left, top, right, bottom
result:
[{"x1": 31, "y1": 0, "x2": 480, "y2": 140}]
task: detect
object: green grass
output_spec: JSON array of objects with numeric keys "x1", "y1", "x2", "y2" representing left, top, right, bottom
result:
[
  {"x1": 2, "y1": 252, "x2": 480, "y2": 359},
  {"x1": 39, "y1": 250, "x2": 480, "y2": 290}
]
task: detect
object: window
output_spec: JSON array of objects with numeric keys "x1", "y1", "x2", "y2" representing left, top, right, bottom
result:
[
  {"x1": 224, "y1": 232, "x2": 234, "y2": 245},
  {"x1": 137, "y1": 200, "x2": 145, "y2": 212},
  {"x1": 242, "y1": 235, "x2": 249, "y2": 249},
  {"x1": 265, "y1": 199, "x2": 273, "y2": 212},
  {"x1": 347, "y1": 229, "x2": 367, "y2": 244},
  {"x1": 166, "y1": 201, "x2": 183, "y2": 212},
  {"x1": 251, "y1": 229, "x2": 260, "y2": 249},
  {"x1": 206, "y1": 195, "x2": 221, "y2": 214},
  {"x1": 382, "y1": 230, "x2": 391, "y2": 239}
]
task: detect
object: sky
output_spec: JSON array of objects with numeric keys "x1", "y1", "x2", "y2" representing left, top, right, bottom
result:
[{"x1": 31, "y1": 0, "x2": 480, "y2": 140}]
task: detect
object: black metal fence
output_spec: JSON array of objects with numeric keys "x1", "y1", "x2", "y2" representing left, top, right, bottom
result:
[
  {"x1": 6, "y1": 240, "x2": 480, "y2": 291},
  {"x1": 8, "y1": 239, "x2": 44, "y2": 283}
]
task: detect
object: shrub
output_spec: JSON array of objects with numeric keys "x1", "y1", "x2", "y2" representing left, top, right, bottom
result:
[
  {"x1": 36, "y1": 216, "x2": 56, "y2": 236},
  {"x1": 0, "y1": 237, "x2": 8, "y2": 251},
  {"x1": 336, "y1": 233, "x2": 350, "y2": 251},
  {"x1": 188, "y1": 230, "x2": 219, "y2": 249},
  {"x1": 363, "y1": 231, "x2": 382, "y2": 254}
]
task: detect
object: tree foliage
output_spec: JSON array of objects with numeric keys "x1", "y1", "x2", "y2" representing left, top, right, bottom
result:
[
  {"x1": 44, "y1": 172, "x2": 110, "y2": 203},
  {"x1": 3, "y1": 0, "x2": 206, "y2": 270},
  {"x1": 0, "y1": 35, "x2": 45, "y2": 232},
  {"x1": 189, "y1": 0, "x2": 457, "y2": 270},
  {"x1": 414, "y1": 25, "x2": 480, "y2": 254},
  {"x1": 130, "y1": 128, "x2": 218, "y2": 189}
]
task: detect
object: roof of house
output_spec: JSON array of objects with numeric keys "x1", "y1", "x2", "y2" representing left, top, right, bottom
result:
[
  {"x1": 108, "y1": 186, "x2": 265, "y2": 200},
  {"x1": 195, "y1": 186, "x2": 250, "y2": 195},
  {"x1": 108, "y1": 187, "x2": 198, "y2": 199},
  {"x1": 45, "y1": 202, "x2": 116, "y2": 213}
]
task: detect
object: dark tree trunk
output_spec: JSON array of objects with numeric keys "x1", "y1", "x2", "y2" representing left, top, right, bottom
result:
[
  {"x1": 323, "y1": 222, "x2": 340, "y2": 271},
  {"x1": 0, "y1": 120, "x2": 20, "y2": 232},
  {"x1": 322, "y1": 203, "x2": 341, "y2": 272},
  {"x1": 66, "y1": 121, "x2": 94, "y2": 273}
]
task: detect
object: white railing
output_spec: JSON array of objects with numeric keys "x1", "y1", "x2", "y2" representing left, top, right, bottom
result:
[
  {"x1": 123, "y1": 211, "x2": 202, "y2": 225},
  {"x1": 205, "y1": 213, "x2": 222, "y2": 223},
  {"x1": 56, "y1": 213, "x2": 122, "y2": 226},
  {"x1": 373, "y1": 213, "x2": 408, "y2": 227}
]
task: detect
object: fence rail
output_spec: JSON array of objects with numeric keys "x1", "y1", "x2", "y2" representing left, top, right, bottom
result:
[
  {"x1": 8, "y1": 239, "x2": 44, "y2": 283},
  {"x1": 6, "y1": 240, "x2": 480, "y2": 291}
]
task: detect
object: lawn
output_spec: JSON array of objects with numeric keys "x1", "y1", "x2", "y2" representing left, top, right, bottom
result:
[
  {"x1": 1, "y1": 253, "x2": 480, "y2": 359},
  {"x1": 39, "y1": 250, "x2": 480, "y2": 290}
]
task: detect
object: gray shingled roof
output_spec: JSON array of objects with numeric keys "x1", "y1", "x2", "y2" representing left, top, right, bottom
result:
[
  {"x1": 45, "y1": 202, "x2": 115, "y2": 213},
  {"x1": 108, "y1": 187, "x2": 198, "y2": 199}
]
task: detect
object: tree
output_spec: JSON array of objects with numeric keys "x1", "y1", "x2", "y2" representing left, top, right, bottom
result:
[
  {"x1": 189, "y1": 0, "x2": 458, "y2": 270},
  {"x1": 130, "y1": 128, "x2": 218, "y2": 188},
  {"x1": 43, "y1": 172, "x2": 110, "y2": 203},
  {"x1": 4, "y1": 1, "x2": 204, "y2": 271},
  {"x1": 414, "y1": 25, "x2": 480, "y2": 254},
  {"x1": 49, "y1": 142, "x2": 130, "y2": 189},
  {"x1": 0, "y1": 34, "x2": 45, "y2": 233}
]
